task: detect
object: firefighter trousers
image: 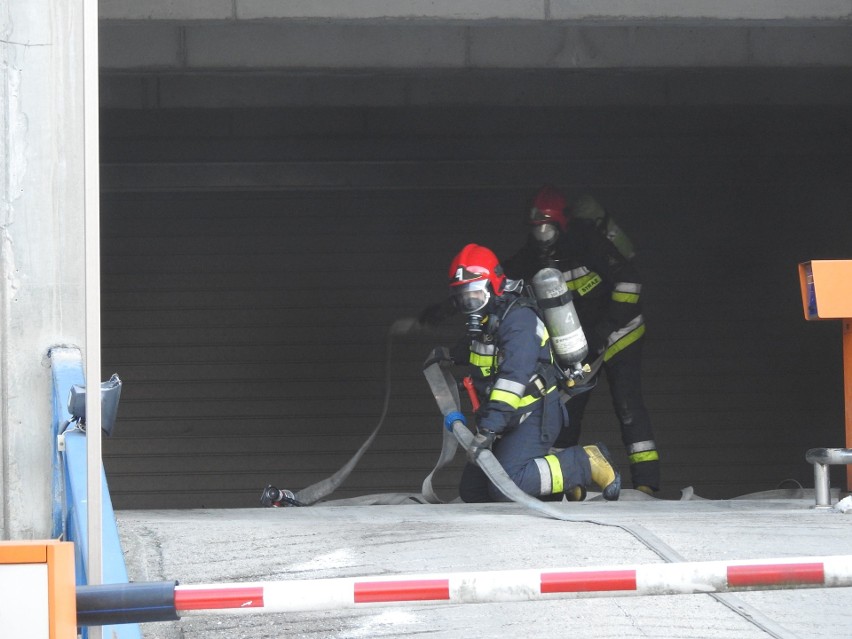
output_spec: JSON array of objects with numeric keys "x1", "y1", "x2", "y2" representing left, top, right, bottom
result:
[
  {"x1": 555, "y1": 339, "x2": 660, "y2": 491},
  {"x1": 459, "y1": 391, "x2": 592, "y2": 503}
]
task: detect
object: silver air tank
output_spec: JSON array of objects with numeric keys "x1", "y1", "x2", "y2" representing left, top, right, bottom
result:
[{"x1": 531, "y1": 268, "x2": 588, "y2": 368}]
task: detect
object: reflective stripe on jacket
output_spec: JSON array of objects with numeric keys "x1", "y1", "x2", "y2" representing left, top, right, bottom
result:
[
  {"x1": 502, "y1": 217, "x2": 645, "y2": 360},
  {"x1": 469, "y1": 297, "x2": 560, "y2": 434}
]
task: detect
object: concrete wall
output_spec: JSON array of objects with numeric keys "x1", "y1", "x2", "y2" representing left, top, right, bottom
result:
[{"x1": 1, "y1": 1, "x2": 87, "y2": 539}]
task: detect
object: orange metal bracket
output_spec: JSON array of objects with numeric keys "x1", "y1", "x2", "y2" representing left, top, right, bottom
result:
[{"x1": 799, "y1": 260, "x2": 852, "y2": 491}]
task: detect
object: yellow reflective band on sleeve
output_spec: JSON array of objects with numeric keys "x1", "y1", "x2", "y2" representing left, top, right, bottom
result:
[
  {"x1": 612, "y1": 291, "x2": 640, "y2": 303},
  {"x1": 469, "y1": 352, "x2": 494, "y2": 367},
  {"x1": 516, "y1": 394, "x2": 539, "y2": 408},
  {"x1": 491, "y1": 384, "x2": 559, "y2": 410},
  {"x1": 629, "y1": 450, "x2": 660, "y2": 464},
  {"x1": 544, "y1": 454, "x2": 564, "y2": 494},
  {"x1": 604, "y1": 324, "x2": 646, "y2": 362},
  {"x1": 494, "y1": 378, "x2": 527, "y2": 396},
  {"x1": 469, "y1": 352, "x2": 495, "y2": 376},
  {"x1": 571, "y1": 273, "x2": 602, "y2": 297},
  {"x1": 490, "y1": 388, "x2": 522, "y2": 409}
]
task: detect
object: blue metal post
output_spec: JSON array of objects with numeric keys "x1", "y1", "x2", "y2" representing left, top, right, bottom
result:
[{"x1": 49, "y1": 346, "x2": 142, "y2": 638}]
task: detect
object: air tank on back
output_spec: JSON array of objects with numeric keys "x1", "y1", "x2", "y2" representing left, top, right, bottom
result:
[{"x1": 531, "y1": 267, "x2": 588, "y2": 368}]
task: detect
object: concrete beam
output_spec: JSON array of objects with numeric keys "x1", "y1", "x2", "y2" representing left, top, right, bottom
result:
[
  {"x1": 98, "y1": 0, "x2": 852, "y2": 24},
  {"x1": 97, "y1": 2, "x2": 852, "y2": 109},
  {"x1": 98, "y1": 22, "x2": 852, "y2": 71}
]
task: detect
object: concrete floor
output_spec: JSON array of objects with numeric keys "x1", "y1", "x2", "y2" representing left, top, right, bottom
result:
[{"x1": 116, "y1": 488, "x2": 852, "y2": 639}]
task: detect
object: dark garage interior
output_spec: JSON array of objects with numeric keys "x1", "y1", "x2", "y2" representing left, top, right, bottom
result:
[{"x1": 95, "y1": 14, "x2": 852, "y2": 508}]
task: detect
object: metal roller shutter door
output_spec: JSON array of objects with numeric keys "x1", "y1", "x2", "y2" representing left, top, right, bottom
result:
[{"x1": 100, "y1": 105, "x2": 850, "y2": 507}]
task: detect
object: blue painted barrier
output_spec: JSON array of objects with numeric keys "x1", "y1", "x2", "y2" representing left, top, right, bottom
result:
[{"x1": 50, "y1": 346, "x2": 142, "y2": 639}]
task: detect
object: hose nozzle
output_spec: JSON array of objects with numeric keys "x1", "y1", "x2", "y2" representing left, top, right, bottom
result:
[{"x1": 260, "y1": 485, "x2": 302, "y2": 507}]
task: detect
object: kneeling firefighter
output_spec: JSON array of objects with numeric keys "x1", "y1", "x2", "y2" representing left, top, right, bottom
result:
[{"x1": 445, "y1": 243, "x2": 621, "y2": 503}]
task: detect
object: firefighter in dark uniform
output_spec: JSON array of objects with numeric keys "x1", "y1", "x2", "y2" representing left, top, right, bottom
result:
[
  {"x1": 446, "y1": 243, "x2": 621, "y2": 503},
  {"x1": 502, "y1": 186, "x2": 661, "y2": 495}
]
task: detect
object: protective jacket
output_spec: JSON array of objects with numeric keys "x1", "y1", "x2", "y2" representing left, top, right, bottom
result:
[
  {"x1": 458, "y1": 293, "x2": 561, "y2": 434},
  {"x1": 502, "y1": 218, "x2": 644, "y2": 362},
  {"x1": 453, "y1": 291, "x2": 592, "y2": 502}
]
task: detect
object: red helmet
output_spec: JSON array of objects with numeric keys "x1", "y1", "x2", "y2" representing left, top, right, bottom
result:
[
  {"x1": 448, "y1": 244, "x2": 506, "y2": 313},
  {"x1": 528, "y1": 184, "x2": 569, "y2": 234}
]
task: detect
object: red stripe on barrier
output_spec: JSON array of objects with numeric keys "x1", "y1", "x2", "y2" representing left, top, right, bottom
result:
[
  {"x1": 354, "y1": 579, "x2": 450, "y2": 603},
  {"x1": 541, "y1": 569, "x2": 637, "y2": 593},
  {"x1": 727, "y1": 563, "x2": 825, "y2": 587},
  {"x1": 175, "y1": 586, "x2": 265, "y2": 610}
]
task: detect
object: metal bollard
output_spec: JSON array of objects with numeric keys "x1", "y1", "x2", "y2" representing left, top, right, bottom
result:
[{"x1": 805, "y1": 448, "x2": 852, "y2": 508}]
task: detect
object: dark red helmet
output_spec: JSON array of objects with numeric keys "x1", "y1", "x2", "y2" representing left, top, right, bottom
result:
[
  {"x1": 448, "y1": 244, "x2": 506, "y2": 313},
  {"x1": 528, "y1": 184, "x2": 569, "y2": 234}
]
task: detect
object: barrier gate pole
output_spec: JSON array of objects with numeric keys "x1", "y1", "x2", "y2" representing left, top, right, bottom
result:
[
  {"x1": 76, "y1": 553, "x2": 852, "y2": 625},
  {"x1": 159, "y1": 555, "x2": 852, "y2": 616}
]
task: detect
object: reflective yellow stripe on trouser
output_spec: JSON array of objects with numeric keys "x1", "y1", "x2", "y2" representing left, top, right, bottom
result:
[
  {"x1": 628, "y1": 440, "x2": 659, "y2": 464},
  {"x1": 604, "y1": 322, "x2": 645, "y2": 362},
  {"x1": 629, "y1": 450, "x2": 660, "y2": 464},
  {"x1": 533, "y1": 454, "x2": 564, "y2": 495}
]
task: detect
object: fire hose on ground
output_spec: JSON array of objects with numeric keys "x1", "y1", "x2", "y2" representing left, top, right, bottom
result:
[{"x1": 254, "y1": 333, "x2": 832, "y2": 639}]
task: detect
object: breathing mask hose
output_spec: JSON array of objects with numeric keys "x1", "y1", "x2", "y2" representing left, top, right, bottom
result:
[{"x1": 465, "y1": 312, "x2": 484, "y2": 336}]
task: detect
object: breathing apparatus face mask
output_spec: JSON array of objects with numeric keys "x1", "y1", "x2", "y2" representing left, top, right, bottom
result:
[
  {"x1": 453, "y1": 279, "x2": 492, "y2": 336},
  {"x1": 455, "y1": 279, "x2": 491, "y2": 314},
  {"x1": 530, "y1": 222, "x2": 559, "y2": 248}
]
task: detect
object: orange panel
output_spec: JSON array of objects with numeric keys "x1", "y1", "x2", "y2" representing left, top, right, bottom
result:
[
  {"x1": 0, "y1": 541, "x2": 48, "y2": 564},
  {"x1": 46, "y1": 542, "x2": 76, "y2": 639},
  {"x1": 799, "y1": 260, "x2": 852, "y2": 320},
  {"x1": 0, "y1": 541, "x2": 76, "y2": 639},
  {"x1": 47, "y1": 541, "x2": 77, "y2": 639}
]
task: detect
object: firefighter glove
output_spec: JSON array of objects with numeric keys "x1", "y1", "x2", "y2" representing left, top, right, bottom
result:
[{"x1": 470, "y1": 430, "x2": 496, "y2": 455}]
